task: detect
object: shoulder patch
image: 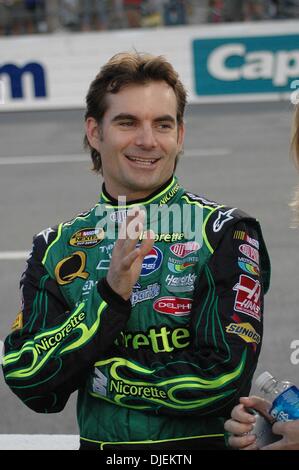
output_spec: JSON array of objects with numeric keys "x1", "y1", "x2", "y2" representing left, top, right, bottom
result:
[
  {"x1": 212, "y1": 208, "x2": 237, "y2": 232},
  {"x1": 183, "y1": 192, "x2": 222, "y2": 209}
]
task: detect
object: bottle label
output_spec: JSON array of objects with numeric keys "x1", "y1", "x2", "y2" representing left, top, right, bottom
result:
[{"x1": 270, "y1": 386, "x2": 299, "y2": 421}]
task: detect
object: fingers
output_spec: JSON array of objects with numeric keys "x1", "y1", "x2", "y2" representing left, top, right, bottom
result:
[
  {"x1": 231, "y1": 403, "x2": 257, "y2": 424},
  {"x1": 117, "y1": 208, "x2": 145, "y2": 252},
  {"x1": 225, "y1": 417, "x2": 255, "y2": 435},
  {"x1": 225, "y1": 403, "x2": 258, "y2": 450},
  {"x1": 239, "y1": 396, "x2": 272, "y2": 420},
  {"x1": 138, "y1": 230, "x2": 155, "y2": 256},
  {"x1": 228, "y1": 433, "x2": 257, "y2": 450}
]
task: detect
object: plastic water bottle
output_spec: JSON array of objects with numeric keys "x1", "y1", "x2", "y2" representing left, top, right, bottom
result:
[{"x1": 255, "y1": 371, "x2": 299, "y2": 422}]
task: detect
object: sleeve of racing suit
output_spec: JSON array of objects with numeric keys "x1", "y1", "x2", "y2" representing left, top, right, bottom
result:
[
  {"x1": 104, "y1": 220, "x2": 267, "y2": 417},
  {"x1": 2, "y1": 232, "x2": 131, "y2": 413}
]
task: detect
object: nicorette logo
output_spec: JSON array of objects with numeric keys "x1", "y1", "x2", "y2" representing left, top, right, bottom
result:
[
  {"x1": 170, "y1": 241, "x2": 200, "y2": 258},
  {"x1": 193, "y1": 35, "x2": 299, "y2": 95},
  {"x1": 153, "y1": 297, "x2": 192, "y2": 316},
  {"x1": 140, "y1": 246, "x2": 163, "y2": 276}
]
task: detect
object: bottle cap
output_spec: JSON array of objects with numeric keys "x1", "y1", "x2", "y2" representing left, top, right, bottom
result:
[{"x1": 255, "y1": 371, "x2": 274, "y2": 390}]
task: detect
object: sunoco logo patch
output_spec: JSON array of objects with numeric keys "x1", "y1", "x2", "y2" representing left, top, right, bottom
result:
[{"x1": 69, "y1": 228, "x2": 104, "y2": 248}]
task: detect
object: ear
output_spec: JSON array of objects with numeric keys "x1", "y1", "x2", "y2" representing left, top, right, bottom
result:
[
  {"x1": 177, "y1": 122, "x2": 185, "y2": 152},
  {"x1": 85, "y1": 117, "x2": 101, "y2": 151}
]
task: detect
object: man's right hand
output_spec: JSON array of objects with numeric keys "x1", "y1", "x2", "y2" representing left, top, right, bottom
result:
[{"x1": 106, "y1": 208, "x2": 155, "y2": 300}]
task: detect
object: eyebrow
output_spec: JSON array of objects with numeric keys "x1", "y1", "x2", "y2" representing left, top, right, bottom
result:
[{"x1": 111, "y1": 113, "x2": 176, "y2": 124}]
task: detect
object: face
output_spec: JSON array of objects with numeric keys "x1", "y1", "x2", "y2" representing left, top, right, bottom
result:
[{"x1": 86, "y1": 81, "x2": 185, "y2": 200}]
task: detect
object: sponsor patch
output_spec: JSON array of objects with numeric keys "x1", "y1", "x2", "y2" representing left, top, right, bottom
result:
[
  {"x1": 168, "y1": 259, "x2": 197, "y2": 273},
  {"x1": 159, "y1": 183, "x2": 180, "y2": 206},
  {"x1": 233, "y1": 230, "x2": 259, "y2": 249},
  {"x1": 170, "y1": 241, "x2": 200, "y2": 258},
  {"x1": 11, "y1": 311, "x2": 23, "y2": 332},
  {"x1": 213, "y1": 208, "x2": 236, "y2": 232},
  {"x1": 55, "y1": 251, "x2": 89, "y2": 285},
  {"x1": 165, "y1": 273, "x2": 196, "y2": 293},
  {"x1": 36, "y1": 227, "x2": 55, "y2": 244},
  {"x1": 82, "y1": 279, "x2": 97, "y2": 296},
  {"x1": 69, "y1": 228, "x2": 104, "y2": 248},
  {"x1": 185, "y1": 192, "x2": 221, "y2": 209},
  {"x1": 233, "y1": 274, "x2": 261, "y2": 321},
  {"x1": 226, "y1": 322, "x2": 261, "y2": 344},
  {"x1": 131, "y1": 283, "x2": 161, "y2": 307},
  {"x1": 238, "y1": 257, "x2": 260, "y2": 276},
  {"x1": 239, "y1": 244, "x2": 259, "y2": 264},
  {"x1": 140, "y1": 246, "x2": 163, "y2": 276},
  {"x1": 154, "y1": 297, "x2": 193, "y2": 316}
]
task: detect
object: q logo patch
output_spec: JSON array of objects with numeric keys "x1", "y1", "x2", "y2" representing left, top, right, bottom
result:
[{"x1": 55, "y1": 251, "x2": 89, "y2": 285}]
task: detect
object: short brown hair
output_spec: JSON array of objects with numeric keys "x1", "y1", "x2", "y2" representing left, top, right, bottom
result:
[{"x1": 84, "y1": 52, "x2": 187, "y2": 174}]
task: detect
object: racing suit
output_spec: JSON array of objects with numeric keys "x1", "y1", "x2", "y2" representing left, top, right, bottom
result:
[{"x1": 2, "y1": 176, "x2": 271, "y2": 450}]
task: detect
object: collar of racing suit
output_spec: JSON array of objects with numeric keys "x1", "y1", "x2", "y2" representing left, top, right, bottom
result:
[{"x1": 99, "y1": 175, "x2": 182, "y2": 208}]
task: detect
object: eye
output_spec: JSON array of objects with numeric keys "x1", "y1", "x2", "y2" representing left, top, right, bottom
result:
[
  {"x1": 157, "y1": 122, "x2": 173, "y2": 130},
  {"x1": 119, "y1": 121, "x2": 135, "y2": 127}
]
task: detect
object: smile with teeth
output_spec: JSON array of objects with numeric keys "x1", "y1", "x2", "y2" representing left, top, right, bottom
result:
[{"x1": 125, "y1": 155, "x2": 159, "y2": 165}]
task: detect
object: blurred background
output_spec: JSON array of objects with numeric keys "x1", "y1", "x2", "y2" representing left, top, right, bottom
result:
[
  {"x1": 0, "y1": 0, "x2": 299, "y2": 36},
  {"x1": 0, "y1": 0, "x2": 299, "y2": 446}
]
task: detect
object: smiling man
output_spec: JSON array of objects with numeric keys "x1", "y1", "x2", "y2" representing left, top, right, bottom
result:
[{"x1": 3, "y1": 52, "x2": 271, "y2": 450}]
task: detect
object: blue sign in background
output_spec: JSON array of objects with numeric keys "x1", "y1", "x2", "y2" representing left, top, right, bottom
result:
[{"x1": 193, "y1": 35, "x2": 299, "y2": 95}]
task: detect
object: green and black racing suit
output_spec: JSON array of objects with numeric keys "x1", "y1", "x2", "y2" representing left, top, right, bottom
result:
[{"x1": 2, "y1": 176, "x2": 271, "y2": 450}]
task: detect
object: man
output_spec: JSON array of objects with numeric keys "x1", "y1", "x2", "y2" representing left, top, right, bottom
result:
[
  {"x1": 224, "y1": 103, "x2": 299, "y2": 451},
  {"x1": 2, "y1": 52, "x2": 270, "y2": 450}
]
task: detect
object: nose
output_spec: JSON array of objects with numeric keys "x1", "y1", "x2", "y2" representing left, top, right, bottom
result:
[{"x1": 135, "y1": 123, "x2": 158, "y2": 149}]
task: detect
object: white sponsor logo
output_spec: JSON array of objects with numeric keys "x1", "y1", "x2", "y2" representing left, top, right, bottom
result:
[
  {"x1": 131, "y1": 283, "x2": 160, "y2": 306},
  {"x1": 82, "y1": 279, "x2": 97, "y2": 296},
  {"x1": 208, "y1": 43, "x2": 299, "y2": 87},
  {"x1": 213, "y1": 208, "x2": 236, "y2": 232},
  {"x1": 36, "y1": 227, "x2": 55, "y2": 244},
  {"x1": 166, "y1": 273, "x2": 196, "y2": 292}
]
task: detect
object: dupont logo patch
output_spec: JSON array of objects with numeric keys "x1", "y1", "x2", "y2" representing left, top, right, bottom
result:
[
  {"x1": 239, "y1": 244, "x2": 259, "y2": 264},
  {"x1": 153, "y1": 297, "x2": 192, "y2": 316},
  {"x1": 170, "y1": 242, "x2": 200, "y2": 258},
  {"x1": 69, "y1": 228, "x2": 104, "y2": 248}
]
